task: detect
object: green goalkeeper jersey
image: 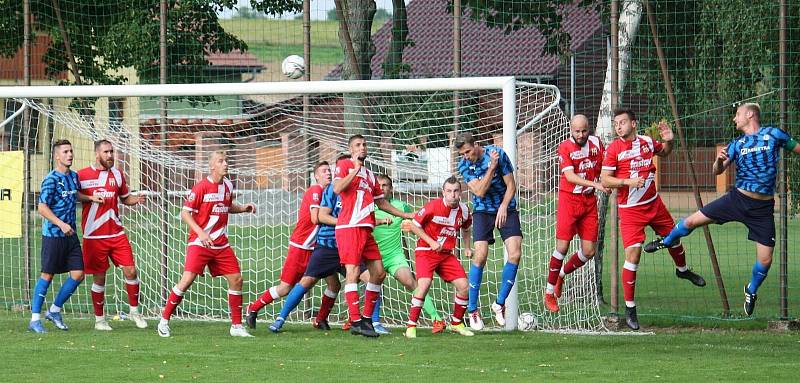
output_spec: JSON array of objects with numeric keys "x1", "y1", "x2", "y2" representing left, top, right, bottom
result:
[{"x1": 373, "y1": 198, "x2": 413, "y2": 257}]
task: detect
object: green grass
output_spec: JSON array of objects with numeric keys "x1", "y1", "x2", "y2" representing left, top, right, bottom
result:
[{"x1": 3, "y1": 310, "x2": 799, "y2": 382}]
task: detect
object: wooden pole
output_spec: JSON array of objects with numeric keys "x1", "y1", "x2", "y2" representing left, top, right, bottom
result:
[{"x1": 609, "y1": 0, "x2": 620, "y2": 318}]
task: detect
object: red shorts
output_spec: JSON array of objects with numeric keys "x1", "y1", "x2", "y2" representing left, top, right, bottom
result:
[
  {"x1": 556, "y1": 192, "x2": 598, "y2": 242},
  {"x1": 335, "y1": 227, "x2": 382, "y2": 265},
  {"x1": 280, "y1": 246, "x2": 313, "y2": 284},
  {"x1": 618, "y1": 197, "x2": 676, "y2": 248},
  {"x1": 184, "y1": 245, "x2": 241, "y2": 277},
  {"x1": 415, "y1": 250, "x2": 467, "y2": 282},
  {"x1": 83, "y1": 234, "x2": 135, "y2": 274}
]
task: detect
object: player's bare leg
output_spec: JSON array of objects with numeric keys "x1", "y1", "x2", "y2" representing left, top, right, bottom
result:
[
  {"x1": 491, "y1": 235, "x2": 522, "y2": 326},
  {"x1": 467, "y1": 240, "x2": 489, "y2": 330},
  {"x1": 158, "y1": 271, "x2": 197, "y2": 337},
  {"x1": 404, "y1": 277, "x2": 433, "y2": 338},
  {"x1": 223, "y1": 272, "x2": 251, "y2": 337}
]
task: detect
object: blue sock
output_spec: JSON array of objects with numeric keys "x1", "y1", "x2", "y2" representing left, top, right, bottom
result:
[
  {"x1": 496, "y1": 262, "x2": 519, "y2": 305},
  {"x1": 53, "y1": 277, "x2": 82, "y2": 309},
  {"x1": 663, "y1": 219, "x2": 694, "y2": 246},
  {"x1": 278, "y1": 284, "x2": 308, "y2": 320},
  {"x1": 372, "y1": 296, "x2": 382, "y2": 323},
  {"x1": 32, "y1": 277, "x2": 51, "y2": 315},
  {"x1": 747, "y1": 262, "x2": 770, "y2": 295},
  {"x1": 467, "y1": 264, "x2": 484, "y2": 312}
]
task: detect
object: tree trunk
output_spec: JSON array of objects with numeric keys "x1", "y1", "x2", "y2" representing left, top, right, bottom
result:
[
  {"x1": 383, "y1": 0, "x2": 408, "y2": 79},
  {"x1": 339, "y1": 0, "x2": 376, "y2": 135}
]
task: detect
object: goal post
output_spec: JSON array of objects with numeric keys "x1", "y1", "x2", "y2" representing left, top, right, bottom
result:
[{"x1": 0, "y1": 77, "x2": 606, "y2": 332}]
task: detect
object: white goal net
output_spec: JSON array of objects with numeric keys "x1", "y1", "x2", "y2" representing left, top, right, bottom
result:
[{"x1": 0, "y1": 77, "x2": 605, "y2": 332}]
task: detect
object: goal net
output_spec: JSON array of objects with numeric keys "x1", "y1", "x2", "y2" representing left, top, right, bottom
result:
[{"x1": 0, "y1": 77, "x2": 605, "y2": 332}]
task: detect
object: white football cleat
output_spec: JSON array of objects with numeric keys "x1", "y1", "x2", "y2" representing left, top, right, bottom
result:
[
  {"x1": 229, "y1": 324, "x2": 254, "y2": 337},
  {"x1": 467, "y1": 310, "x2": 484, "y2": 331},
  {"x1": 129, "y1": 312, "x2": 148, "y2": 329},
  {"x1": 157, "y1": 320, "x2": 171, "y2": 338},
  {"x1": 491, "y1": 302, "x2": 506, "y2": 326},
  {"x1": 94, "y1": 319, "x2": 113, "y2": 331}
]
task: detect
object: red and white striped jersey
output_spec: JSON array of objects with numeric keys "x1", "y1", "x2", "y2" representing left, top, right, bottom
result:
[
  {"x1": 413, "y1": 198, "x2": 472, "y2": 252},
  {"x1": 558, "y1": 136, "x2": 604, "y2": 195},
  {"x1": 602, "y1": 135, "x2": 663, "y2": 208},
  {"x1": 77, "y1": 165, "x2": 130, "y2": 239},
  {"x1": 183, "y1": 177, "x2": 234, "y2": 249},
  {"x1": 289, "y1": 184, "x2": 323, "y2": 250},
  {"x1": 333, "y1": 159, "x2": 384, "y2": 230}
]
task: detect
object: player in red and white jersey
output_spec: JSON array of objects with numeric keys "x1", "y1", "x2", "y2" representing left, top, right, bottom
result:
[
  {"x1": 600, "y1": 109, "x2": 706, "y2": 330},
  {"x1": 404, "y1": 176, "x2": 474, "y2": 338},
  {"x1": 77, "y1": 139, "x2": 148, "y2": 331},
  {"x1": 544, "y1": 115, "x2": 610, "y2": 313},
  {"x1": 157, "y1": 151, "x2": 257, "y2": 338},
  {"x1": 245, "y1": 161, "x2": 330, "y2": 327},
  {"x1": 333, "y1": 134, "x2": 415, "y2": 337}
]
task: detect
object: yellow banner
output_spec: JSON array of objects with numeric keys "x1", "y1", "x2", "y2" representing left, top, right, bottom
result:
[{"x1": 0, "y1": 151, "x2": 23, "y2": 238}]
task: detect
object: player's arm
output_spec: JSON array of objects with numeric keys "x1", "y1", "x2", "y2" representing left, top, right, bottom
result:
[
  {"x1": 310, "y1": 206, "x2": 321, "y2": 225},
  {"x1": 712, "y1": 145, "x2": 733, "y2": 175},
  {"x1": 784, "y1": 137, "x2": 800, "y2": 155},
  {"x1": 464, "y1": 151, "x2": 499, "y2": 198},
  {"x1": 37, "y1": 203, "x2": 74, "y2": 236},
  {"x1": 564, "y1": 170, "x2": 609, "y2": 193},
  {"x1": 655, "y1": 121, "x2": 675, "y2": 157},
  {"x1": 230, "y1": 202, "x2": 256, "y2": 214},
  {"x1": 460, "y1": 226, "x2": 473, "y2": 259},
  {"x1": 375, "y1": 198, "x2": 414, "y2": 220},
  {"x1": 332, "y1": 160, "x2": 360, "y2": 194},
  {"x1": 180, "y1": 209, "x2": 213, "y2": 247},
  {"x1": 77, "y1": 191, "x2": 103, "y2": 204},
  {"x1": 409, "y1": 221, "x2": 442, "y2": 252},
  {"x1": 600, "y1": 169, "x2": 644, "y2": 189},
  {"x1": 318, "y1": 206, "x2": 337, "y2": 226},
  {"x1": 121, "y1": 192, "x2": 146, "y2": 206}
]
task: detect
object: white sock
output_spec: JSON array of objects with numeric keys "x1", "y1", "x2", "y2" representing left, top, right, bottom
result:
[
  {"x1": 31, "y1": 313, "x2": 41, "y2": 321},
  {"x1": 96, "y1": 315, "x2": 105, "y2": 322},
  {"x1": 49, "y1": 304, "x2": 61, "y2": 313},
  {"x1": 129, "y1": 306, "x2": 138, "y2": 314}
]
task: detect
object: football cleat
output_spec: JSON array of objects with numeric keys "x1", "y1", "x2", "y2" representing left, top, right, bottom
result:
[
  {"x1": 45, "y1": 311, "x2": 68, "y2": 331},
  {"x1": 490, "y1": 302, "x2": 506, "y2": 326},
  {"x1": 349, "y1": 319, "x2": 379, "y2": 338},
  {"x1": 28, "y1": 319, "x2": 47, "y2": 334},
  {"x1": 157, "y1": 320, "x2": 171, "y2": 337},
  {"x1": 544, "y1": 293, "x2": 560, "y2": 313},
  {"x1": 342, "y1": 320, "x2": 352, "y2": 331},
  {"x1": 554, "y1": 275, "x2": 565, "y2": 298},
  {"x1": 372, "y1": 322, "x2": 391, "y2": 335},
  {"x1": 129, "y1": 312, "x2": 148, "y2": 329},
  {"x1": 404, "y1": 326, "x2": 417, "y2": 338},
  {"x1": 676, "y1": 268, "x2": 706, "y2": 287},
  {"x1": 448, "y1": 323, "x2": 474, "y2": 337},
  {"x1": 245, "y1": 309, "x2": 258, "y2": 329},
  {"x1": 643, "y1": 237, "x2": 668, "y2": 253},
  {"x1": 269, "y1": 318, "x2": 285, "y2": 333},
  {"x1": 467, "y1": 310, "x2": 484, "y2": 331},
  {"x1": 744, "y1": 285, "x2": 758, "y2": 316},
  {"x1": 230, "y1": 324, "x2": 254, "y2": 337},
  {"x1": 431, "y1": 319, "x2": 446, "y2": 334},
  {"x1": 94, "y1": 319, "x2": 113, "y2": 331},
  {"x1": 624, "y1": 306, "x2": 640, "y2": 330},
  {"x1": 312, "y1": 318, "x2": 331, "y2": 331}
]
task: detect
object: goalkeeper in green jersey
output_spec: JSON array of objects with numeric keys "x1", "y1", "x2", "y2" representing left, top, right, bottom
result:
[{"x1": 371, "y1": 174, "x2": 445, "y2": 334}]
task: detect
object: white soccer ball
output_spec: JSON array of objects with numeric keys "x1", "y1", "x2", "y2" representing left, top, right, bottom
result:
[
  {"x1": 282, "y1": 55, "x2": 305, "y2": 79},
  {"x1": 517, "y1": 312, "x2": 538, "y2": 331}
]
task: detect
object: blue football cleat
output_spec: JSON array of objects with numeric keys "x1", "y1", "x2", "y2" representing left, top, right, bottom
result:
[
  {"x1": 269, "y1": 317, "x2": 285, "y2": 333},
  {"x1": 45, "y1": 311, "x2": 68, "y2": 331},
  {"x1": 28, "y1": 319, "x2": 47, "y2": 333},
  {"x1": 372, "y1": 322, "x2": 391, "y2": 335}
]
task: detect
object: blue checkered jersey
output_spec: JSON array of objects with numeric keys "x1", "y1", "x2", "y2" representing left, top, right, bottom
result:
[
  {"x1": 457, "y1": 145, "x2": 517, "y2": 212},
  {"x1": 726, "y1": 126, "x2": 791, "y2": 195},
  {"x1": 316, "y1": 183, "x2": 342, "y2": 248},
  {"x1": 38, "y1": 170, "x2": 79, "y2": 237}
]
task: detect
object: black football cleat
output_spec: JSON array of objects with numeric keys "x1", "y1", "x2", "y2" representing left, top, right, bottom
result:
[
  {"x1": 643, "y1": 237, "x2": 668, "y2": 253},
  {"x1": 245, "y1": 309, "x2": 258, "y2": 329},
  {"x1": 676, "y1": 268, "x2": 706, "y2": 287},
  {"x1": 349, "y1": 318, "x2": 379, "y2": 338},
  {"x1": 744, "y1": 285, "x2": 758, "y2": 316},
  {"x1": 625, "y1": 306, "x2": 640, "y2": 330}
]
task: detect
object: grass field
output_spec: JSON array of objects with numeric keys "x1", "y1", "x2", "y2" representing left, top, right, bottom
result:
[{"x1": 3, "y1": 310, "x2": 799, "y2": 382}]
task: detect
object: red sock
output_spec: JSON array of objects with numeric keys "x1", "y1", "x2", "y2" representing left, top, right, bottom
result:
[
  {"x1": 547, "y1": 251, "x2": 565, "y2": 286},
  {"x1": 407, "y1": 295, "x2": 424, "y2": 327},
  {"x1": 344, "y1": 283, "x2": 361, "y2": 322},
  {"x1": 249, "y1": 286, "x2": 277, "y2": 313},
  {"x1": 667, "y1": 244, "x2": 687, "y2": 269},
  {"x1": 162, "y1": 288, "x2": 184, "y2": 320},
  {"x1": 91, "y1": 286, "x2": 105, "y2": 317},
  {"x1": 317, "y1": 291, "x2": 337, "y2": 322},
  {"x1": 452, "y1": 294, "x2": 468, "y2": 325},
  {"x1": 622, "y1": 262, "x2": 638, "y2": 304},
  {"x1": 362, "y1": 283, "x2": 381, "y2": 319},
  {"x1": 125, "y1": 279, "x2": 140, "y2": 308},
  {"x1": 229, "y1": 290, "x2": 243, "y2": 325},
  {"x1": 563, "y1": 251, "x2": 588, "y2": 275}
]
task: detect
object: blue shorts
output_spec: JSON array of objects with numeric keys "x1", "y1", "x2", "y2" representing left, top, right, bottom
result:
[
  {"x1": 701, "y1": 188, "x2": 775, "y2": 247},
  {"x1": 472, "y1": 209, "x2": 523, "y2": 245},
  {"x1": 41, "y1": 235, "x2": 84, "y2": 274},
  {"x1": 304, "y1": 246, "x2": 345, "y2": 279}
]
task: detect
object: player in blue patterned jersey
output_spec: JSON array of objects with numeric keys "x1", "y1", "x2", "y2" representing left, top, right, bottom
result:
[
  {"x1": 455, "y1": 132, "x2": 523, "y2": 330},
  {"x1": 28, "y1": 139, "x2": 102, "y2": 333},
  {"x1": 644, "y1": 103, "x2": 800, "y2": 316}
]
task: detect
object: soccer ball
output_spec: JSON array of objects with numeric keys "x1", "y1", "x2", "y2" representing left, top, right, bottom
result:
[
  {"x1": 282, "y1": 55, "x2": 305, "y2": 79},
  {"x1": 517, "y1": 312, "x2": 538, "y2": 331}
]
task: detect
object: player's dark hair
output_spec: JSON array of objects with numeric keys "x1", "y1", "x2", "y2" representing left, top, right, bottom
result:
[
  {"x1": 348, "y1": 134, "x2": 365, "y2": 145},
  {"x1": 454, "y1": 132, "x2": 477, "y2": 149},
  {"x1": 376, "y1": 174, "x2": 393, "y2": 186},
  {"x1": 52, "y1": 139, "x2": 71, "y2": 153},
  {"x1": 443, "y1": 175, "x2": 460, "y2": 189},
  {"x1": 313, "y1": 161, "x2": 329, "y2": 173},
  {"x1": 94, "y1": 139, "x2": 113, "y2": 151},
  {"x1": 336, "y1": 153, "x2": 350, "y2": 162},
  {"x1": 613, "y1": 108, "x2": 637, "y2": 121}
]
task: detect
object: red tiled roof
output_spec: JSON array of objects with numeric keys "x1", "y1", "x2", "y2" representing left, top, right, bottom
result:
[{"x1": 328, "y1": 0, "x2": 601, "y2": 79}]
